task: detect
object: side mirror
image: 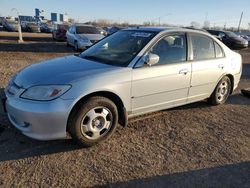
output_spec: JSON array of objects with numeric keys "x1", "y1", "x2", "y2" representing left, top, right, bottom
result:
[{"x1": 143, "y1": 53, "x2": 159, "y2": 66}]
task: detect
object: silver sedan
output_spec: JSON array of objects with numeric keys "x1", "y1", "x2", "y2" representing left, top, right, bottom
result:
[{"x1": 2, "y1": 27, "x2": 242, "y2": 147}]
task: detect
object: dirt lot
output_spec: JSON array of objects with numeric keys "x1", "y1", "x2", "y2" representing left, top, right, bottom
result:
[{"x1": 0, "y1": 32, "x2": 249, "y2": 188}]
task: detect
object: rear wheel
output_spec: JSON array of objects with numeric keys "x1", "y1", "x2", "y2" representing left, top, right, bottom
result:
[
  {"x1": 208, "y1": 76, "x2": 231, "y2": 105},
  {"x1": 68, "y1": 96, "x2": 118, "y2": 147}
]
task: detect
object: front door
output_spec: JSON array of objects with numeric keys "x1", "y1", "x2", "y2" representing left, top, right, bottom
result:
[{"x1": 131, "y1": 33, "x2": 191, "y2": 115}]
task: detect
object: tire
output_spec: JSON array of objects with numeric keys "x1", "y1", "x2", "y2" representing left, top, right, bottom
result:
[
  {"x1": 68, "y1": 96, "x2": 118, "y2": 147},
  {"x1": 208, "y1": 76, "x2": 231, "y2": 105},
  {"x1": 66, "y1": 41, "x2": 70, "y2": 47},
  {"x1": 74, "y1": 41, "x2": 79, "y2": 51}
]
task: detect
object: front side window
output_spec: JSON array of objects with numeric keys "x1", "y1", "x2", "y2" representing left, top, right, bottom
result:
[
  {"x1": 191, "y1": 34, "x2": 215, "y2": 61},
  {"x1": 80, "y1": 30, "x2": 157, "y2": 67},
  {"x1": 149, "y1": 34, "x2": 187, "y2": 65}
]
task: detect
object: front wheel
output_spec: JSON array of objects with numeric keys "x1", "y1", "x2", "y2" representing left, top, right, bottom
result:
[
  {"x1": 68, "y1": 96, "x2": 118, "y2": 147},
  {"x1": 208, "y1": 76, "x2": 231, "y2": 105}
]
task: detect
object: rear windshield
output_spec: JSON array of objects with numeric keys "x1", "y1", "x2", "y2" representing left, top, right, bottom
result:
[{"x1": 76, "y1": 26, "x2": 99, "y2": 34}]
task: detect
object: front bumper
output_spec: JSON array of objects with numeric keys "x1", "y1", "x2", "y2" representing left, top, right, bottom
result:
[
  {"x1": 5, "y1": 96, "x2": 74, "y2": 140},
  {"x1": 233, "y1": 43, "x2": 248, "y2": 49},
  {"x1": 78, "y1": 40, "x2": 93, "y2": 50}
]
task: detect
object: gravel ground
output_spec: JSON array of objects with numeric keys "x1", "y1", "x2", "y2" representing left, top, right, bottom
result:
[{"x1": 0, "y1": 32, "x2": 249, "y2": 188}]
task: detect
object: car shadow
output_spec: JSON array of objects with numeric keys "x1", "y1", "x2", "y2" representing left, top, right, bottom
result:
[
  {"x1": 97, "y1": 162, "x2": 250, "y2": 188},
  {"x1": 0, "y1": 118, "x2": 82, "y2": 162},
  {"x1": 169, "y1": 93, "x2": 250, "y2": 112}
]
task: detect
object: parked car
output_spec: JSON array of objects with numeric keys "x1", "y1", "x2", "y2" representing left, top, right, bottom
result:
[
  {"x1": 239, "y1": 34, "x2": 250, "y2": 46},
  {"x1": 0, "y1": 17, "x2": 4, "y2": 26},
  {"x1": 3, "y1": 19, "x2": 19, "y2": 32},
  {"x1": 52, "y1": 24, "x2": 69, "y2": 41},
  {"x1": 106, "y1": 26, "x2": 122, "y2": 35},
  {"x1": 207, "y1": 29, "x2": 248, "y2": 49},
  {"x1": 40, "y1": 23, "x2": 53, "y2": 33},
  {"x1": 97, "y1": 27, "x2": 108, "y2": 36},
  {"x1": 2, "y1": 27, "x2": 242, "y2": 147},
  {"x1": 66, "y1": 24, "x2": 104, "y2": 51},
  {"x1": 25, "y1": 22, "x2": 40, "y2": 33}
]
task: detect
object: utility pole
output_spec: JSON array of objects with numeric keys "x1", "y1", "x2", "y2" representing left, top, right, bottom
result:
[
  {"x1": 238, "y1": 11, "x2": 243, "y2": 32},
  {"x1": 11, "y1": 8, "x2": 23, "y2": 43}
]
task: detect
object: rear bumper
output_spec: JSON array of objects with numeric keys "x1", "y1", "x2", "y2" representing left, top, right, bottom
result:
[{"x1": 233, "y1": 43, "x2": 248, "y2": 49}]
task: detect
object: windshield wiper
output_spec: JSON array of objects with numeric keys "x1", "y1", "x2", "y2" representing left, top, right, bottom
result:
[{"x1": 82, "y1": 55, "x2": 99, "y2": 61}]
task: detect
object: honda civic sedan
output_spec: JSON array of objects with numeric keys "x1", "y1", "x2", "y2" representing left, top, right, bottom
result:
[{"x1": 1, "y1": 27, "x2": 242, "y2": 147}]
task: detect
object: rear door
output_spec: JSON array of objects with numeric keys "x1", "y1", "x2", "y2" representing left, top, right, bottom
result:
[{"x1": 188, "y1": 33, "x2": 226, "y2": 102}]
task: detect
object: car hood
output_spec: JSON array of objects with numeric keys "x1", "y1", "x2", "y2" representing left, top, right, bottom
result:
[
  {"x1": 14, "y1": 55, "x2": 120, "y2": 88},
  {"x1": 231, "y1": 37, "x2": 247, "y2": 43},
  {"x1": 78, "y1": 34, "x2": 104, "y2": 41}
]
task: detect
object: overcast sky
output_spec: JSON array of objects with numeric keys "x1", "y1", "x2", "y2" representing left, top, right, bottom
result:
[{"x1": 0, "y1": 0, "x2": 249, "y2": 28}]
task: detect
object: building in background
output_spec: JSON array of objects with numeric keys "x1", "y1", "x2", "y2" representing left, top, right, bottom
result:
[
  {"x1": 19, "y1": 15, "x2": 34, "y2": 22},
  {"x1": 51, "y1": 13, "x2": 57, "y2": 22}
]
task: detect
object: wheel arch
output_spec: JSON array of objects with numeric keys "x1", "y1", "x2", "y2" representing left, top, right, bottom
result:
[
  {"x1": 67, "y1": 91, "x2": 128, "y2": 132},
  {"x1": 225, "y1": 74, "x2": 234, "y2": 94},
  {"x1": 215, "y1": 73, "x2": 234, "y2": 94}
]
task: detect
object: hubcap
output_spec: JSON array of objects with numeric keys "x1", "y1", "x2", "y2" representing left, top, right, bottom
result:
[
  {"x1": 80, "y1": 107, "x2": 112, "y2": 140},
  {"x1": 216, "y1": 81, "x2": 229, "y2": 102}
]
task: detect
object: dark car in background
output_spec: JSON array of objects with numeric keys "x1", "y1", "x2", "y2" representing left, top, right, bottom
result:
[
  {"x1": 0, "y1": 17, "x2": 4, "y2": 31},
  {"x1": 40, "y1": 23, "x2": 53, "y2": 33},
  {"x1": 105, "y1": 26, "x2": 123, "y2": 35},
  {"x1": 52, "y1": 24, "x2": 69, "y2": 41},
  {"x1": 239, "y1": 34, "x2": 250, "y2": 47},
  {"x1": 207, "y1": 29, "x2": 248, "y2": 49}
]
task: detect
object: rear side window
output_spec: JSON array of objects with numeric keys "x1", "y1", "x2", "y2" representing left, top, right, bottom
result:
[
  {"x1": 190, "y1": 34, "x2": 215, "y2": 61},
  {"x1": 214, "y1": 42, "x2": 224, "y2": 58}
]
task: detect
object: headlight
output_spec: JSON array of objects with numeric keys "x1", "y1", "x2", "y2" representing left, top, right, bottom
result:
[{"x1": 20, "y1": 85, "x2": 71, "y2": 101}]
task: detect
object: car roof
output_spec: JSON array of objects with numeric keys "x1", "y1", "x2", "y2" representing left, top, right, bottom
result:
[
  {"x1": 74, "y1": 23, "x2": 95, "y2": 27},
  {"x1": 124, "y1": 26, "x2": 210, "y2": 35}
]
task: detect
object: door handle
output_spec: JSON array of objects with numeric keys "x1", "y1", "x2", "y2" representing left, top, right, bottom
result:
[
  {"x1": 218, "y1": 64, "x2": 225, "y2": 69},
  {"x1": 179, "y1": 69, "x2": 189, "y2": 75}
]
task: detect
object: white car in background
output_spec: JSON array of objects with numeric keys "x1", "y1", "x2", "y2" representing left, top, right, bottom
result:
[{"x1": 66, "y1": 24, "x2": 104, "y2": 51}]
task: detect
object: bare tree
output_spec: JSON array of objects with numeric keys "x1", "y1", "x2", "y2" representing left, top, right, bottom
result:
[
  {"x1": 190, "y1": 21, "x2": 200, "y2": 28},
  {"x1": 203, "y1": 21, "x2": 210, "y2": 29}
]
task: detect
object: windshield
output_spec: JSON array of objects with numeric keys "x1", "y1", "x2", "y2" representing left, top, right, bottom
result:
[
  {"x1": 76, "y1": 26, "x2": 99, "y2": 34},
  {"x1": 80, "y1": 30, "x2": 157, "y2": 67},
  {"x1": 225, "y1": 31, "x2": 239, "y2": 38}
]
